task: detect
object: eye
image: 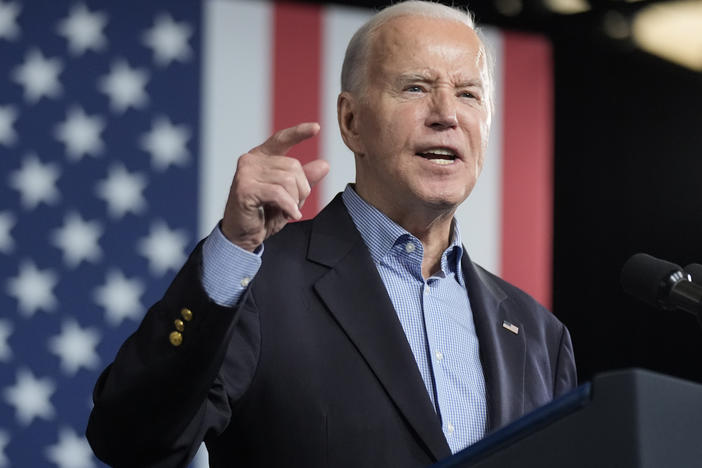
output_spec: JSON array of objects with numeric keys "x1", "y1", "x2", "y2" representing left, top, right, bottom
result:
[
  {"x1": 459, "y1": 90, "x2": 477, "y2": 99},
  {"x1": 405, "y1": 85, "x2": 425, "y2": 93}
]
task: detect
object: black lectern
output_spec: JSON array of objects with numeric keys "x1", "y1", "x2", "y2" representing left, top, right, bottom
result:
[{"x1": 435, "y1": 369, "x2": 702, "y2": 468}]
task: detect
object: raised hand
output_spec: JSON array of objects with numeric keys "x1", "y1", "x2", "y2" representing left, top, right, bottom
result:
[{"x1": 221, "y1": 122, "x2": 330, "y2": 252}]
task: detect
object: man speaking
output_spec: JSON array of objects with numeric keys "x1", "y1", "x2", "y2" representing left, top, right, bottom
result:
[{"x1": 87, "y1": 1, "x2": 577, "y2": 466}]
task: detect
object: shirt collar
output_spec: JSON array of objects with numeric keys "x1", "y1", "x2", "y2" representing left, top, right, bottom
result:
[{"x1": 341, "y1": 185, "x2": 465, "y2": 283}]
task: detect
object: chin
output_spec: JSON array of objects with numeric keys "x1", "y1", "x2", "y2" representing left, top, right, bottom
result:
[
  {"x1": 415, "y1": 192, "x2": 467, "y2": 212},
  {"x1": 415, "y1": 184, "x2": 472, "y2": 209}
]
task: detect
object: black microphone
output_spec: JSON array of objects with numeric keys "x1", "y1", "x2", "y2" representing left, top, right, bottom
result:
[
  {"x1": 685, "y1": 263, "x2": 702, "y2": 286},
  {"x1": 621, "y1": 253, "x2": 702, "y2": 317}
]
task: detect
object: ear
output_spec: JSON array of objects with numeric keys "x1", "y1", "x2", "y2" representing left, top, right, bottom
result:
[{"x1": 337, "y1": 91, "x2": 363, "y2": 155}]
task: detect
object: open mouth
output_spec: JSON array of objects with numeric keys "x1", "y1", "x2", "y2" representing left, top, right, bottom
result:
[{"x1": 416, "y1": 148, "x2": 457, "y2": 165}]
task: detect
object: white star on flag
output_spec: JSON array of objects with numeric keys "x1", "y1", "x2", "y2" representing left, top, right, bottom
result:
[
  {"x1": 95, "y1": 163, "x2": 148, "y2": 218},
  {"x1": 8, "y1": 154, "x2": 61, "y2": 210},
  {"x1": 0, "y1": 211, "x2": 15, "y2": 254},
  {"x1": 6, "y1": 260, "x2": 58, "y2": 317},
  {"x1": 94, "y1": 269, "x2": 145, "y2": 326},
  {"x1": 142, "y1": 13, "x2": 193, "y2": 66},
  {"x1": 0, "y1": 104, "x2": 18, "y2": 146},
  {"x1": 98, "y1": 59, "x2": 149, "y2": 113},
  {"x1": 51, "y1": 212, "x2": 103, "y2": 268},
  {"x1": 45, "y1": 426, "x2": 96, "y2": 468},
  {"x1": 0, "y1": 319, "x2": 13, "y2": 362},
  {"x1": 3, "y1": 368, "x2": 56, "y2": 426},
  {"x1": 0, "y1": 0, "x2": 21, "y2": 41},
  {"x1": 54, "y1": 106, "x2": 105, "y2": 161},
  {"x1": 48, "y1": 320, "x2": 101, "y2": 376},
  {"x1": 56, "y1": 3, "x2": 108, "y2": 56},
  {"x1": 138, "y1": 220, "x2": 189, "y2": 276},
  {"x1": 11, "y1": 48, "x2": 63, "y2": 103},
  {"x1": 140, "y1": 116, "x2": 191, "y2": 171}
]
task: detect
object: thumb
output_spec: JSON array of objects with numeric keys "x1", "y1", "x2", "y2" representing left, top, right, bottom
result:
[{"x1": 303, "y1": 159, "x2": 330, "y2": 187}]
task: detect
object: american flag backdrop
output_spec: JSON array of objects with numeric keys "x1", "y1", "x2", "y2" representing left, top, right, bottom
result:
[{"x1": 0, "y1": 0, "x2": 553, "y2": 466}]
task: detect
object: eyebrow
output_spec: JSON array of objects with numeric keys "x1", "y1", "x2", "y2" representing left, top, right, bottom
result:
[
  {"x1": 396, "y1": 73, "x2": 434, "y2": 84},
  {"x1": 396, "y1": 73, "x2": 484, "y2": 90},
  {"x1": 455, "y1": 79, "x2": 484, "y2": 90}
]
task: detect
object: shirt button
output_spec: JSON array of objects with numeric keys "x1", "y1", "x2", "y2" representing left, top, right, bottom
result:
[
  {"x1": 424, "y1": 285, "x2": 430, "y2": 294},
  {"x1": 240, "y1": 276, "x2": 250, "y2": 287},
  {"x1": 435, "y1": 351, "x2": 444, "y2": 362},
  {"x1": 447, "y1": 422, "x2": 455, "y2": 434},
  {"x1": 405, "y1": 242, "x2": 415, "y2": 253}
]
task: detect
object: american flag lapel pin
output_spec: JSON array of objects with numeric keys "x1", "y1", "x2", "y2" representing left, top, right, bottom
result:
[{"x1": 502, "y1": 320, "x2": 519, "y2": 335}]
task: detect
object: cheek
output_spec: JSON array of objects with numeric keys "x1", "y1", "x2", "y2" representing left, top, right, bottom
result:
[
  {"x1": 463, "y1": 111, "x2": 490, "y2": 151},
  {"x1": 360, "y1": 100, "x2": 426, "y2": 157},
  {"x1": 382, "y1": 108, "x2": 424, "y2": 147},
  {"x1": 365, "y1": 119, "x2": 403, "y2": 156}
]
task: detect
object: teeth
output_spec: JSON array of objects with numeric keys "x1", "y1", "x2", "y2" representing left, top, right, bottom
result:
[
  {"x1": 428, "y1": 158, "x2": 453, "y2": 165},
  {"x1": 423, "y1": 148, "x2": 455, "y2": 157}
]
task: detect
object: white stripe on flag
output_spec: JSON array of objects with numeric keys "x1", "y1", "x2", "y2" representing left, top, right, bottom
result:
[
  {"x1": 320, "y1": 5, "x2": 374, "y2": 207},
  {"x1": 199, "y1": 0, "x2": 273, "y2": 237}
]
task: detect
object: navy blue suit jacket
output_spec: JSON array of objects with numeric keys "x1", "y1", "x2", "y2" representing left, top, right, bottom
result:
[{"x1": 87, "y1": 194, "x2": 576, "y2": 467}]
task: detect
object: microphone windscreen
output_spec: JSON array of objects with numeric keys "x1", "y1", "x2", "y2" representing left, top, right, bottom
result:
[
  {"x1": 621, "y1": 253, "x2": 683, "y2": 307},
  {"x1": 685, "y1": 263, "x2": 702, "y2": 285}
]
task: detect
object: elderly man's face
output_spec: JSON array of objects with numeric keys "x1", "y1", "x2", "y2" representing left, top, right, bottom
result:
[{"x1": 347, "y1": 16, "x2": 490, "y2": 218}]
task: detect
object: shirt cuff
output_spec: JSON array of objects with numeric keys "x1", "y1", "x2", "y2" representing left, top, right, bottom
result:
[{"x1": 201, "y1": 224, "x2": 263, "y2": 307}]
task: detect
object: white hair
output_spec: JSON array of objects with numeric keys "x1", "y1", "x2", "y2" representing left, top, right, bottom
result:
[{"x1": 340, "y1": 1, "x2": 494, "y2": 117}]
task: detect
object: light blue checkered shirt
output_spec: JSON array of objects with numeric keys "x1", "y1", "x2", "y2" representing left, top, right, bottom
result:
[{"x1": 201, "y1": 185, "x2": 487, "y2": 453}]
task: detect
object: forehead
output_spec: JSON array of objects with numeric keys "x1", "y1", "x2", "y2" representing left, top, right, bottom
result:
[{"x1": 368, "y1": 16, "x2": 485, "y2": 79}]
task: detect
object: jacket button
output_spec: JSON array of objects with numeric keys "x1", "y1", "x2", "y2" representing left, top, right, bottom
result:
[
  {"x1": 174, "y1": 319, "x2": 185, "y2": 332},
  {"x1": 181, "y1": 308, "x2": 193, "y2": 321},
  {"x1": 169, "y1": 331, "x2": 183, "y2": 347}
]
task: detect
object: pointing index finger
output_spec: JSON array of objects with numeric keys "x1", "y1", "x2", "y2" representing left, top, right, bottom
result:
[{"x1": 257, "y1": 122, "x2": 320, "y2": 156}]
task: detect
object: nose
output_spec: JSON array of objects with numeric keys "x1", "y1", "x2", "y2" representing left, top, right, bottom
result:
[{"x1": 426, "y1": 89, "x2": 458, "y2": 130}]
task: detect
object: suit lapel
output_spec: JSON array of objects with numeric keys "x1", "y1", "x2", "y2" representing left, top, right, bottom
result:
[
  {"x1": 462, "y1": 256, "x2": 526, "y2": 433},
  {"x1": 309, "y1": 196, "x2": 452, "y2": 462}
]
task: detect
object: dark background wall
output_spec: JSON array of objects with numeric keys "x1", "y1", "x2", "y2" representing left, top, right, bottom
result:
[
  {"x1": 330, "y1": 0, "x2": 702, "y2": 384},
  {"x1": 552, "y1": 34, "x2": 702, "y2": 384}
]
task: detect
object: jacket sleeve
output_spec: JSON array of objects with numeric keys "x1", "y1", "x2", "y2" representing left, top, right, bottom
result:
[
  {"x1": 553, "y1": 323, "x2": 578, "y2": 397},
  {"x1": 86, "y1": 243, "x2": 260, "y2": 467}
]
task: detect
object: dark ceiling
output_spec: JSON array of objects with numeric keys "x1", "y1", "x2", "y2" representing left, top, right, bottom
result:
[
  {"x1": 320, "y1": 1, "x2": 661, "y2": 27},
  {"x1": 306, "y1": 0, "x2": 671, "y2": 52}
]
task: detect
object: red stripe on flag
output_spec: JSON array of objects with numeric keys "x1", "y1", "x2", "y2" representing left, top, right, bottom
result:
[
  {"x1": 501, "y1": 33, "x2": 554, "y2": 308},
  {"x1": 272, "y1": 2, "x2": 322, "y2": 219}
]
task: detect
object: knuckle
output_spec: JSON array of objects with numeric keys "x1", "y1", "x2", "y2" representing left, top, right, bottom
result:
[
  {"x1": 232, "y1": 164, "x2": 249, "y2": 184},
  {"x1": 271, "y1": 184, "x2": 287, "y2": 200},
  {"x1": 281, "y1": 173, "x2": 296, "y2": 189},
  {"x1": 271, "y1": 128, "x2": 288, "y2": 145},
  {"x1": 236, "y1": 152, "x2": 255, "y2": 170},
  {"x1": 282, "y1": 157, "x2": 302, "y2": 172}
]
